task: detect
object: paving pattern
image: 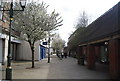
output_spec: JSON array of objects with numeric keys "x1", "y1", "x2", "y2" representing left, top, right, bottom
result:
[{"x1": 1, "y1": 55, "x2": 111, "y2": 80}]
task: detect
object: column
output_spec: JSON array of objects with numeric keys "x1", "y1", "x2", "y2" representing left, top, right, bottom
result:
[
  {"x1": 108, "y1": 39, "x2": 120, "y2": 79},
  {"x1": 4, "y1": 39, "x2": 8, "y2": 64},
  {"x1": 87, "y1": 44, "x2": 95, "y2": 69},
  {"x1": 76, "y1": 46, "x2": 84, "y2": 65}
]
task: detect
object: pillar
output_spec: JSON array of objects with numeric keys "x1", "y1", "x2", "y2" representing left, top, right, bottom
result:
[
  {"x1": 76, "y1": 46, "x2": 84, "y2": 65},
  {"x1": 4, "y1": 39, "x2": 8, "y2": 64},
  {"x1": 108, "y1": 39, "x2": 120, "y2": 79},
  {"x1": 87, "y1": 44, "x2": 95, "y2": 69}
]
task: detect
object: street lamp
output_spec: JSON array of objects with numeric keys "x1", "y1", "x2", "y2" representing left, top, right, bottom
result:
[
  {"x1": 47, "y1": 33, "x2": 54, "y2": 63},
  {"x1": 0, "y1": 0, "x2": 26, "y2": 80},
  {"x1": 20, "y1": 0, "x2": 27, "y2": 10},
  {"x1": 48, "y1": 35, "x2": 50, "y2": 63}
]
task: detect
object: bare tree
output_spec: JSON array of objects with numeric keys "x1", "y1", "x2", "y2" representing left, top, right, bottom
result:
[{"x1": 75, "y1": 11, "x2": 89, "y2": 29}]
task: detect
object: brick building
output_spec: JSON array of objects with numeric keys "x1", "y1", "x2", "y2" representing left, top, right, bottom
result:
[
  {"x1": 67, "y1": 2, "x2": 120, "y2": 79},
  {"x1": 0, "y1": 2, "x2": 46, "y2": 65}
]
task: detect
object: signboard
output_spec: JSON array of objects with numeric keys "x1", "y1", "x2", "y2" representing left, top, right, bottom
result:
[{"x1": 42, "y1": 42, "x2": 47, "y2": 45}]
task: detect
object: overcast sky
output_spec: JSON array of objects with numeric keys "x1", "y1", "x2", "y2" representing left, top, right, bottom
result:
[{"x1": 34, "y1": 0, "x2": 119, "y2": 42}]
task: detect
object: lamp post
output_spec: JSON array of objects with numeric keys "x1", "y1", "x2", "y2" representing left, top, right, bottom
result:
[
  {"x1": 0, "y1": 0, "x2": 26, "y2": 80},
  {"x1": 47, "y1": 31, "x2": 53, "y2": 63},
  {"x1": 42, "y1": 35, "x2": 51, "y2": 63},
  {"x1": 48, "y1": 34, "x2": 50, "y2": 63}
]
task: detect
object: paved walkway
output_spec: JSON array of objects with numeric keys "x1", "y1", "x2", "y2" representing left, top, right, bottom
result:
[
  {"x1": 1, "y1": 55, "x2": 110, "y2": 79},
  {"x1": 47, "y1": 55, "x2": 110, "y2": 79}
]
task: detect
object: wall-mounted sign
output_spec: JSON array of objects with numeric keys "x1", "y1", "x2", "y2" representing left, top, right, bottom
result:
[{"x1": 43, "y1": 42, "x2": 47, "y2": 45}]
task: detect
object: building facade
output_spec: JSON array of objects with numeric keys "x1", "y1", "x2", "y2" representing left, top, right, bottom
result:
[
  {"x1": 68, "y1": 2, "x2": 120, "y2": 79},
  {"x1": 0, "y1": 1, "x2": 47, "y2": 64}
]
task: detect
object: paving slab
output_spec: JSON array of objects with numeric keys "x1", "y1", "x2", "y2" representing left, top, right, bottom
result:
[
  {"x1": 47, "y1": 56, "x2": 110, "y2": 79},
  {"x1": 2, "y1": 55, "x2": 111, "y2": 80},
  {"x1": 12, "y1": 58, "x2": 50, "y2": 79}
]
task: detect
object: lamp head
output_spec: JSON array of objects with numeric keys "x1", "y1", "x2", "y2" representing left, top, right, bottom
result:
[{"x1": 20, "y1": 0, "x2": 26, "y2": 10}]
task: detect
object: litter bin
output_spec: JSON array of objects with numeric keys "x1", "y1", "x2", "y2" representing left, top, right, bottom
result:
[{"x1": 78, "y1": 57, "x2": 84, "y2": 65}]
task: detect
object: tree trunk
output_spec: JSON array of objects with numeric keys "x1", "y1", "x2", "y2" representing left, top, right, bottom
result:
[{"x1": 31, "y1": 44, "x2": 35, "y2": 68}]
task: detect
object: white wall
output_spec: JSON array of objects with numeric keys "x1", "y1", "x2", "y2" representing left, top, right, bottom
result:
[
  {"x1": 17, "y1": 40, "x2": 40, "y2": 61},
  {"x1": 4, "y1": 39, "x2": 8, "y2": 64},
  {"x1": 34, "y1": 41, "x2": 40, "y2": 60}
]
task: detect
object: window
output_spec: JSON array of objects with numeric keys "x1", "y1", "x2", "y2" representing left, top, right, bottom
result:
[
  {"x1": 0, "y1": 12, "x2": 2, "y2": 20},
  {"x1": 0, "y1": 1, "x2": 2, "y2": 20}
]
